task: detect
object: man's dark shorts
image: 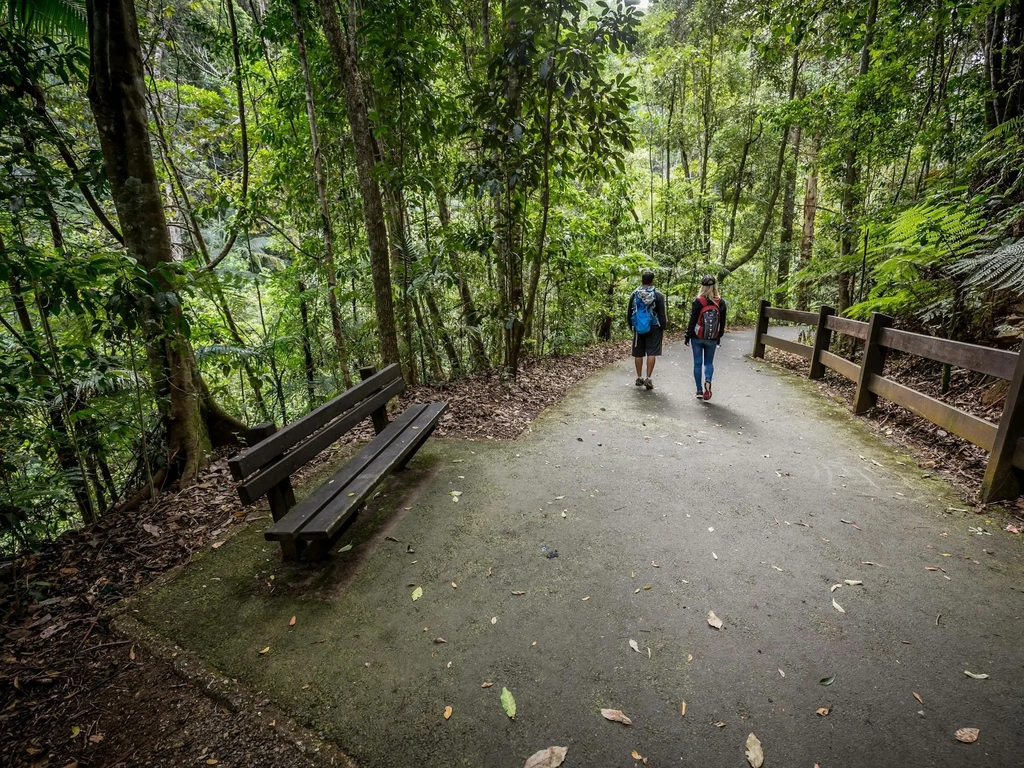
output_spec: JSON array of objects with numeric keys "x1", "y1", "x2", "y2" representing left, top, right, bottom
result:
[{"x1": 632, "y1": 328, "x2": 663, "y2": 357}]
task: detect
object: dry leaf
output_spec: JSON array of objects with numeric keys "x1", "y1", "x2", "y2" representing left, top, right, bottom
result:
[
  {"x1": 491, "y1": 616, "x2": 498, "y2": 625},
  {"x1": 681, "y1": 701, "x2": 687, "y2": 716},
  {"x1": 778, "y1": 669, "x2": 785, "y2": 677},
  {"x1": 433, "y1": 637, "x2": 447, "y2": 644},
  {"x1": 830, "y1": 584, "x2": 842, "y2": 592},
  {"x1": 844, "y1": 580, "x2": 863, "y2": 586},
  {"x1": 832, "y1": 598, "x2": 845, "y2": 613},
  {"x1": 258, "y1": 646, "x2": 270, "y2": 655},
  {"x1": 289, "y1": 616, "x2": 296, "y2": 627},
  {"x1": 964, "y1": 671, "x2": 989, "y2": 679},
  {"x1": 512, "y1": 590, "x2": 526, "y2": 595},
  {"x1": 816, "y1": 707, "x2": 830, "y2": 716},
  {"x1": 582, "y1": 596, "x2": 590, "y2": 601},
  {"x1": 88, "y1": 733, "x2": 104, "y2": 744},
  {"x1": 707, "y1": 611, "x2": 723, "y2": 629},
  {"x1": 451, "y1": 582, "x2": 457, "y2": 589},
  {"x1": 955, "y1": 727, "x2": 979, "y2": 743},
  {"x1": 745, "y1": 732, "x2": 764, "y2": 768},
  {"x1": 629, "y1": 639, "x2": 641, "y2": 653},
  {"x1": 443, "y1": 705, "x2": 453, "y2": 720},
  {"x1": 481, "y1": 682, "x2": 493, "y2": 688},
  {"x1": 601, "y1": 709, "x2": 633, "y2": 725},
  {"x1": 412, "y1": 586, "x2": 423, "y2": 601},
  {"x1": 715, "y1": 721, "x2": 727, "y2": 728},
  {"x1": 712, "y1": 552, "x2": 718, "y2": 560},
  {"x1": 913, "y1": 692, "x2": 924, "y2": 705},
  {"x1": 523, "y1": 746, "x2": 568, "y2": 768},
  {"x1": 631, "y1": 750, "x2": 643, "y2": 760}
]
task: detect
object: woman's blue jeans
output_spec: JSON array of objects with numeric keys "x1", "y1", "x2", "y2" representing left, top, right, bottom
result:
[{"x1": 691, "y1": 338, "x2": 717, "y2": 392}]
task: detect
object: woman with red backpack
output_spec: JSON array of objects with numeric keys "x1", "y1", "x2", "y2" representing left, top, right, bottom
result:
[{"x1": 684, "y1": 275, "x2": 727, "y2": 401}]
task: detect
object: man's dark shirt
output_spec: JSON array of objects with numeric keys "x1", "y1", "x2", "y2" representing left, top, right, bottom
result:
[{"x1": 626, "y1": 288, "x2": 668, "y2": 331}]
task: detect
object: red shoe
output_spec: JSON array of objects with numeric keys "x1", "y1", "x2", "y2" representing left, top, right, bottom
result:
[{"x1": 703, "y1": 381, "x2": 712, "y2": 401}]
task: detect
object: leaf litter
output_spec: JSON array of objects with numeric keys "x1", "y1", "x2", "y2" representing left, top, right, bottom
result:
[
  {"x1": 745, "y1": 733, "x2": 764, "y2": 768},
  {"x1": 501, "y1": 687, "x2": 517, "y2": 719},
  {"x1": 600, "y1": 709, "x2": 633, "y2": 725},
  {"x1": 707, "y1": 611, "x2": 724, "y2": 630},
  {"x1": 523, "y1": 746, "x2": 568, "y2": 768}
]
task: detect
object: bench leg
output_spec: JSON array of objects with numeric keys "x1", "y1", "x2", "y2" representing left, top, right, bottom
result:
[
  {"x1": 279, "y1": 538, "x2": 302, "y2": 561},
  {"x1": 304, "y1": 539, "x2": 331, "y2": 562},
  {"x1": 396, "y1": 425, "x2": 438, "y2": 471}
]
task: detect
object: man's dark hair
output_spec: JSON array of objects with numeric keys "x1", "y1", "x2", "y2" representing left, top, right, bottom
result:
[{"x1": 641, "y1": 270, "x2": 655, "y2": 285}]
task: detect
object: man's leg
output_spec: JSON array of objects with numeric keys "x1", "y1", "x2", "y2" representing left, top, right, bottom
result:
[
  {"x1": 646, "y1": 355, "x2": 656, "y2": 376},
  {"x1": 634, "y1": 357, "x2": 643, "y2": 377}
]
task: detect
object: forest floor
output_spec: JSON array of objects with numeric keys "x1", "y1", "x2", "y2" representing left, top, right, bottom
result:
[{"x1": 3, "y1": 329, "x2": 1024, "y2": 767}]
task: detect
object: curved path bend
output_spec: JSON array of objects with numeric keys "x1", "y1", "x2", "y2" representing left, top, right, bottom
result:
[{"x1": 137, "y1": 331, "x2": 1024, "y2": 768}]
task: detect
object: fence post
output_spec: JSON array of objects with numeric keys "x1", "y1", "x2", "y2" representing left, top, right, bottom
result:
[
  {"x1": 980, "y1": 347, "x2": 1024, "y2": 503},
  {"x1": 808, "y1": 306, "x2": 835, "y2": 380},
  {"x1": 752, "y1": 299, "x2": 770, "y2": 359},
  {"x1": 853, "y1": 312, "x2": 893, "y2": 415},
  {"x1": 359, "y1": 365, "x2": 390, "y2": 434}
]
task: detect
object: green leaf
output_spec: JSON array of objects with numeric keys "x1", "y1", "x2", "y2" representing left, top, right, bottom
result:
[
  {"x1": 819, "y1": 675, "x2": 836, "y2": 686},
  {"x1": 411, "y1": 586, "x2": 423, "y2": 601},
  {"x1": 500, "y1": 687, "x2": 516, "y2": 719}
]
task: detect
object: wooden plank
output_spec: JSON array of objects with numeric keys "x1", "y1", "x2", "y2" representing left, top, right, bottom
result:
[
  {"x1": 1015, "y1": 436, "x2": 1024, "y2": 472},
  {"x1": 868, "y1": 374, "x2": 998, "y2": 451},
  {"x1": 263, "y1": 405, "x2": 427, "y2": 541},
  {"x1": 762, "y1": 334, "x2": 812, "y2": 359},
  {"x1": 824, "y1": 315, "x2": 869, "y2": 340},
  {"x1": 239, "y1": 377, "x2": 405, "y2": 505},
  {"x1": 299, "y1": 403, "x2": 448, "y2": 542},
  {"x1": 819, "y1": 350, "x2": 860, "y2": 382},
  {"x1": 764, "y1": 307, "x2": 819, "y2": 324},
  {"x1": 878, "y1": 328, "x2": 1017, "y2": 380},
  {"x1": 229, "y1": 364, "x2": 402, "y2": 480},
  {"x1": 752, "y1": 299, "x2": 770, "y2": 359},
  {"x1": 360, "y1": 366, "x2": 390, "y2": 434},
  {"x1": 854, "y1": 313, "x2": 892, "y2": 414}
]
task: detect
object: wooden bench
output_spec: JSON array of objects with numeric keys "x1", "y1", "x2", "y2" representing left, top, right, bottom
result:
[{"x1": 227, "y1": 365, "x2": 447, "y2": 561}]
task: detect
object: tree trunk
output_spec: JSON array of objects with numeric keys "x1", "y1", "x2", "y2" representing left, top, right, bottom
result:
[
  {"x1": 293, "y1": 0, "x2": 353, "y2": 386},
  {"x1": 775, "y1": 125, "x2": 801, "y2": 307},
  {"x1": 720, "y1": 116, "x2": 758, "y2": 265},
  {"x1": 315, "y1": 0, "x2": 401, "y2": 368},
  {"x1": 795, "y1": 136, "x2": 818, "y2": 311},
  {"x1": 86, "y1": 0, "x2": 244, "y2": 487},
  {"x1": 298, "y1": 281, "x2": 317, "y2": 412}
]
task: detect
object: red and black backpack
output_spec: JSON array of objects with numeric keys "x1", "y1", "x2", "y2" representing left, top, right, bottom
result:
[{"x1": 696, "y1": 297, "x2": 721, "y2": 340}]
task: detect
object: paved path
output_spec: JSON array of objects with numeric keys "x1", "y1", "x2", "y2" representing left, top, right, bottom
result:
[{"x1": 138, "y1": 331, "x2": 1024, "y2": 768}]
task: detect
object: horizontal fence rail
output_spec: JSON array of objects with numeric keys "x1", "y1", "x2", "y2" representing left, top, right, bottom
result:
[{"x1": 752, "y1": 299, "x2": 1024, "y2": 503}]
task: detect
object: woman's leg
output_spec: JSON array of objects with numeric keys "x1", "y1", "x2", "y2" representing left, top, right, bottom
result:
[
  {"x1": 691, "y1": 342, "x2": 703, "y2": 392},
  {"x1": 703, "y1": 341, "x2": 718, "y2": 385}
]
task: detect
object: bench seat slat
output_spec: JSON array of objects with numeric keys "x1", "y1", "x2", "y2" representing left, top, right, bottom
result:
[
  {"x1": 263, "y1": 405, "x2": 427, "y2": 542},
  {"x1": 229, "y1": 364, "x2": 402, "y2": 481},
  {"x1": 297, "y1": 402, "x2": 448, "y2": 542},
  {"x1": 239, "y1": 377, "x2": 405, "y2": 505}
]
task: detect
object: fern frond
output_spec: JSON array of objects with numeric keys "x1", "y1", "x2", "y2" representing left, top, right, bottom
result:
[
  {"x1": 949, "y1": 240, "x2": 1024, "y2": 292},
  {"x1": 7, "y1": 0, "x2": 87, "y2": 41}
]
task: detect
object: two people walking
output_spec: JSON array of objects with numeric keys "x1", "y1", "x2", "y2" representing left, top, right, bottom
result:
[{"x1": 627, "y1": 271, "x2": 727, "y2": 399}]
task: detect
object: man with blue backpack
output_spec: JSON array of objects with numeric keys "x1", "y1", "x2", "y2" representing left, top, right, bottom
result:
[{"x1": 626, "y1": 270, "x2": 668, "y2": 390}]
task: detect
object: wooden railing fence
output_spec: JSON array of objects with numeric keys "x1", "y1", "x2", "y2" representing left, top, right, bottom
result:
[{"x1": 752, "y1": 300, "x2": 1024, "y2": 503}]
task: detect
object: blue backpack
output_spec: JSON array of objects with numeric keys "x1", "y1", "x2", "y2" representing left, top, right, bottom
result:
[{"x1": 631, "y1": 287, "x2": 658, "y2": 334}]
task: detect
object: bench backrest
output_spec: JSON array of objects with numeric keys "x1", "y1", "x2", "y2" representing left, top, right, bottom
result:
[{"x1": 228, "y1": 364, "x2": 404, "y2": 505}]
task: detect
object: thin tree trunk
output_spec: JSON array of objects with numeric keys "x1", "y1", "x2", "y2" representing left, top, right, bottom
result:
[
  {"x1": 436, "y1": 185, "x2": 488, "y2": 369},
  {"x1": 795, "y1": 136, "x2": 818, "y2": 311},
  {"x1": 775, "y1": 125, "x2": 802, "y2": 307},
  {"x1": 86, "y1": 0, "x2": 244, "y2": 487},
  {"x1": 315, "y1": 0, "x2": 401, "y2": 368},
  {"x1": 298, "y1": 281, "x2": 317, "y2": 412},
  {"x1": 720, "y1": 117, "x2": 759, "y2": 265},
  {"x1": 293, "y1": 0, "x2": 353, "y2": 386}
]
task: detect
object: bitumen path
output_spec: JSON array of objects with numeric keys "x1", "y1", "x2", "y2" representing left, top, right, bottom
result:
[{"x1": 135, "y1": 331, "x2": 1024, "y2": 768}]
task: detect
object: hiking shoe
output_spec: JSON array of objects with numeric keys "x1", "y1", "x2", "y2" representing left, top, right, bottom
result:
[
  {"x1": 644, "y1": 377, "x2": 654, "y2": 390},
  {"x1": 703, "y1": 381, "x2": 713, "y2": 401},
  {"x1": 696, "y1": 391, "x2": 705, "y2": 399},
  {"x1": 635, "y1": 377, "x2": 644, "y2": 386}
]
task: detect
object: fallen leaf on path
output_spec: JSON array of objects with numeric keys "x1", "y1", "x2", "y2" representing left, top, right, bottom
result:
[
  {"x1": 816, "y1": 707, "x2": 830, "y2": 716},
  {"x1": 512, "y1": 590, "x2": 526, "y2": 595},
  {"x1": 601, "y1": 709, "x2": 633, "y2": 725},
  {"x1": 631, "y1": 750, "x2": 644, "y2": 761},
  {"x1": 925, "y1": 566, "x2": 945, "y2": 572},
  {"x1": 433, "y1": 637, "x2": 446, "y2": 644},
  {"x1": 555, "y1": 495, "x2": 565, "y2": 500},
  {"x1": 745, "y1": 733, "x2": 764, "y2": 768},
  {"x1": 289, "y1": 616, "x2": 296, "y2": 626},
  {"x1": 861, "y1": 561, "x2": 885, "y2": 566},
  {"x1": 450, "y1": 491, "x2": 462, "y2": 497},
  {"x1": 964, "y1": 671, "x2": 989, "y2": 679},
  {"x1": 844, "y1": 580, "x2": 863, "y2": 586},
  {"x1": 778, "y1": 669, "x2": 785, "y2": 677},
  {"x1": 259, "y1": 646, "x2": 270, "y2": 655},
  {"x1": 830, "y1": 584, "x2": 842, "y2": 592},
  {"x1": 707, "y1": 611, "x2": 724, "y2": 630},
  {"x1": 212, "y1": 541, "x2": 224, "y2": 549},
  {"x1": 652, "y1": 561, "x2": 660, "y2": 567},
  {"x1": 832, "y1": 599, "x2": 845, "y2": 613},
  {"x1": 913, "y1": 692, "x2": 924, "y2": 705},
  {"x1": 712, "y1": 552, "x2": 718, "y2": 560},
  {"x1": 491, "y1": 617, "x2": 497, "y2": 625},
  {"x1": 412, "y1": 587, "x2": 423, "y2": 601},
  {"x1": 681, "y1": 701, "x2": 687, "y2": 716},
  {"x1": 501, "y1": 687, "x2": 516, "y2": 719},
  {"x1": 715, "y1": 721, "x2": 727, "y2": 727},
  {"x1": 629, "y1": 639, "x2": 641, "y2": 653},
  {"x1": 523, "y1": 746, "x2": 568, "y2": 768},
  {"x1": 88, "y1": 733, "x2": 104, "y2": 744},
  {"x1": 955, "y1": 727, "x2": 979, "y2": 743},
  {"x1": 582, "y1": 596, "x2": 590, "y2": 601},
  {"x1": 337, "y1": 543, "x2": 353, "y2": 552},
  {"x1": 443, "y1": 706, "x2": 452, "y2": 720},
  {"x1": 819, "y1": 675, "x2": 835, "y2": 686},
  {"x1": 142, "y1": 523, "x2": 160, "y2": 537},
  {"x1": 481, "y1": 682, "x2": 493, "y2": 688},
  {"x1": 643, "y1": 585, "x2": 652, "y2": 590}
]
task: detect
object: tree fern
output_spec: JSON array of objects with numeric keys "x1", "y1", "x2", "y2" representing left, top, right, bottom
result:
[
  {"x1": 6, "y1": 0, "x2": 87, "y2": 41},
  {"x1": 949, "y1": 240, "x2": 1024, "y2": 293}
]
